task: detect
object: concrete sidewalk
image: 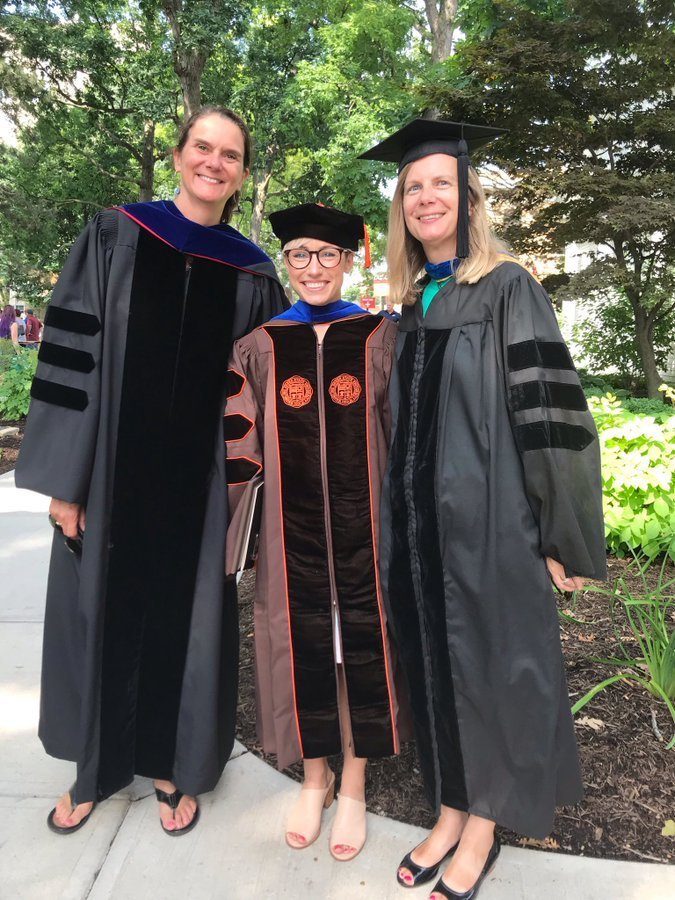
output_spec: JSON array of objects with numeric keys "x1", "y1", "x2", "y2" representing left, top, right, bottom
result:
[{"x1": 0, "y1": 470, "x2": 672, "y2": 899}]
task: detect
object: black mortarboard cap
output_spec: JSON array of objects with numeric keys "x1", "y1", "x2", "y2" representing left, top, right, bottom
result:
[
  {"x1": 269, "y1": 203, "x2": 365, "y2": 251},
  {"x1": 359, "y1": 119, "x2": 506, "y2": 258}
]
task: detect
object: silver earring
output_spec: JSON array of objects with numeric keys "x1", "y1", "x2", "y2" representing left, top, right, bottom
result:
[{"x1": 174, "y1": 186, "x2": 180, "y2": 196}]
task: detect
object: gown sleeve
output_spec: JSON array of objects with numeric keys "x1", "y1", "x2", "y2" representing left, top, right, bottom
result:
[
  {"x1": 224, "y1": 337, "x2": 264, "y2": 574},
  {"x1": 15, "y1": 214, "x2": 113, "y2": 505},
  {"x1": 500, "y1": 268, "x2": 607, "y2": 580},
  {"x1": 231, "y1": 270, "x2": 288, "y2": 340}
]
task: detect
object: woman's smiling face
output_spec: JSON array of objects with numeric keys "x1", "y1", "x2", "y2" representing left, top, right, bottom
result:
[
  {"x1": 402, "y1": 153, "x2": 460, "y2": 262},
  {"x1": 173, "y1": 113, "x2": 249, "y2": 216},
  {"x1": 283, "y1": 238, "x2": 354, "y2": 306}
]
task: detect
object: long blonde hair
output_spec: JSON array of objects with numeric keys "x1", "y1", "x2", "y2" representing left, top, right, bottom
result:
[{"x1": 386, "y1": 164, "x2": 507, "y2": 305}]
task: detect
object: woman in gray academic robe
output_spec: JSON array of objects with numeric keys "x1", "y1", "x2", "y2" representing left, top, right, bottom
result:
[
  {"x1": 16, "y1": 106, "x2": 286, "y2": 834},
  {"x1": 362, "y1": 120, "x2": 606, "y2": 898}
]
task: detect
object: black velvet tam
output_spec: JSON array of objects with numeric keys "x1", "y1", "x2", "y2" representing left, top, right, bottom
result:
[{"x1": 269, "y1": 203, "x2": 364, "y2": 250}]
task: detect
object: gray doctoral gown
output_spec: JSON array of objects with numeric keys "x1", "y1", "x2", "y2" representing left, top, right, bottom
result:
[
  {"x1": 15, "y1": 206, "x2": 286, "y2": 803},
  {"x1": 380, "y1": 259, "x2": 606, "y2": 838}
]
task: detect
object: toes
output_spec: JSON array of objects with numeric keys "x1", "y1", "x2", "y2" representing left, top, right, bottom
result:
[{"x1": 398, "y1": 868, "x2": 413, "y2": 884}]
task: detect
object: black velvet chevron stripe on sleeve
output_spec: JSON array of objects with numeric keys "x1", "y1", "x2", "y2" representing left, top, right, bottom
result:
[
  {"x1": 223, "y1": 413, "x2": 254, "y2": 442},
  {"x1": 514, "y1": 420, "x2": 595, "y2": 453},
  {"x1": 509, "y1": 380, "x2": 588, "y2": 413},
  {"x1": 507, "y1": 339, "x2": 574, "y2": 372},
  {"x1": 30, "y1": 376, "x2": 89, "y2": 411},
  {"x1": 44, "y1": 305, "x2": 101, "y2": 336},
  {"x1": 225, "y1": 369, "x2": 245, "y2": 399},
  {"x1": 226, "y1": 456, "x2": 262, "y2": 484},
  {"x1": 38, "y1": 341, "x2": 96, "y2": 374}
]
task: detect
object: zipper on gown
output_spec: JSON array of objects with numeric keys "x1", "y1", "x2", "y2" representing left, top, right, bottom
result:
[
  {"x1": 316, "y1": 333, "x2": 348, "y2": 740},
  {"x1": 169, "y1": 254, "x2": 193, "y2": 416}
]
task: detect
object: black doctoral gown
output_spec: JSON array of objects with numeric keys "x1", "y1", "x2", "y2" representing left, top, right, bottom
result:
[
  {"x1": 380, "y1": 259, "x2": 607, "y2": 839},
  {"x1": 15, "y1": 203, "x2": 286, "y2": 803}
]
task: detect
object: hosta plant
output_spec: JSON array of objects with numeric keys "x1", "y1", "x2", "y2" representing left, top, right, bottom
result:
[{"x1": 588, "y1": 393, "x2": 675, "y2": 561}]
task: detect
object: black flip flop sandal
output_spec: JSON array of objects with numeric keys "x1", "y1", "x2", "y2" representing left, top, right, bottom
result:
[
  {"x1": 155, "y1": 786, "x2": 200, "y2": 836},
  {"x1": 47, "y1": 785, "x2": 96, "y2": 835}
]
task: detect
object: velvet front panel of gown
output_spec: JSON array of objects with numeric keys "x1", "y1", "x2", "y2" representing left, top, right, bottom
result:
[
  {"x1": 259, "y1": 315, "x2": 397, "y2": 760},
  {"x1": 98, "y1": 230, "x2": 237, "y2": 797},
  {"x1": 388, "y1": 328, "x2": 468, "y2": 812}
]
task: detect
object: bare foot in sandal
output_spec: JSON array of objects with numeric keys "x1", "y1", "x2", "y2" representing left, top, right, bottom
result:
[
  {"x1": 154, "y1": 779, "x2": 199, "y2": 833},
  {"x1": 48, "y1": 790, "x2": 94, "y2": 833}
]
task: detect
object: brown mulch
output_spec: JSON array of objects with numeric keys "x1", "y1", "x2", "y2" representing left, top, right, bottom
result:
[
  {"x1": 0, "y1": 420, "x2": 24, "y2": 475},
  {"x1": 236, "y1": 560, "x2": 675, "y2": 864}
]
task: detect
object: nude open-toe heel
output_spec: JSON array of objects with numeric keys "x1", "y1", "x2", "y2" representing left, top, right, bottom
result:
[
  {"x1": 329, "y1": 794, "x2": 367, "y2": 862},
  {"x1": 285, "y1": 771, "x2": 335, "y2": 849}
]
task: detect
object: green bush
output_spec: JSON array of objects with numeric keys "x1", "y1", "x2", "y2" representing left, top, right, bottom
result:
[
  {"x1": 0, "y1": 347, "x2": 38, "y2": 420},
  {"x1": 578, "y1": 368, "x2": 641, "y2": 397},
  {"x1": 621, "y1": 397, "x2": 675, "y2": 421},
  {"x1": 589, "y1": 393, "x2": 675, "y2": 561}
]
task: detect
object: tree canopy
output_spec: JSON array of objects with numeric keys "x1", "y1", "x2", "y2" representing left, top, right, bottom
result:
[{"x1": 0, "y1": 0, "x2": 672, "y2": 393}]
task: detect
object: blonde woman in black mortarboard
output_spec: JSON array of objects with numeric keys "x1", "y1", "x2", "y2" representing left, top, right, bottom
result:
[{"x1": 361, "y1": 120, "x2": 606, "y2": 899}]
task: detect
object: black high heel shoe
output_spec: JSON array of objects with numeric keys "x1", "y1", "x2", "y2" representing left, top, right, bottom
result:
[
  {"x1": 429, "y1": 837, "x2": 500, "y2": 899},
  {"x1": 396, "y1": 839, "x2": 460, "y2": 889}
]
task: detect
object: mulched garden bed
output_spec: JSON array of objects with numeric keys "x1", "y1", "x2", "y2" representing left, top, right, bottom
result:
[
  {"x1": 236, "y1": 559, "x2": 675, "y2": 864},
  {"x1": 0, "y1": 421, "x2": 24, "y2": 475}
]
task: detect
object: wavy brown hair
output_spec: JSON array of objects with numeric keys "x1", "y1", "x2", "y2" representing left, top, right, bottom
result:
[
  {"x1": 386, "y1": 164, "x2": 507, "y2": 306},
  {"x1": 176, "y1": 106, "x2": 252, "y2": 224}
]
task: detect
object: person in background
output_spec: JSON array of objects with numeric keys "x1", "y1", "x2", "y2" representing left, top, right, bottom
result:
[
  {"x1": 0, "y1": 304, "x2": 20, "y2": 346},
  {"x1": 15, "y1": 307, "x2": 26, "y2": 344},
  {"x1": 381, "y1": 301, "x2": 401, "y2": 323},
  {"x1": 16, "y1": 106, "x2": 286, "y2": 838},
  {"x1": 361, "y1": 119, "x2": 606, "y2": 900},
  {"x1": 225, "y1": 203, "x2": 407, "y2": 862},
  {"x1": 25, "y1": 309, "x2": 43, "y2": 346}
]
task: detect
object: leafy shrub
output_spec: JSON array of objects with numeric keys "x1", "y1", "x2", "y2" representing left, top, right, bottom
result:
[
  {"x1": 621, "y1": 397, "x2": 675, "y2": 421},
  {"x1": 0, "y1": 337, "x2": 19, "y2": 372},
  {"x1": 0, "y1": 347, "x2": 38, "y2": 420},
  {"x1": 589, "y1": 393, "x2": 675, "y2": 561},
  {"x1": 578, "y1": 368, "x2": 641, "y2": 398}
]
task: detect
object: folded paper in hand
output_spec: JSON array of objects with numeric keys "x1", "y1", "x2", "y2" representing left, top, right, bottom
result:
[{"x1": 228, "y1": 475, "x2": 264, "y2": 574}]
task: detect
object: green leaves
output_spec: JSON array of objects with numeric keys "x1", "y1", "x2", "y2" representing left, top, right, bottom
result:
[
  {"x1": 0, "y1": 345, "x2": 38, "y2": 420},
  {"x1": 588, "y1": 394, "x2": 675, "y2": 562},
  {"x1": 573, "y1": 554, "x2": 675, "y2": 748}
]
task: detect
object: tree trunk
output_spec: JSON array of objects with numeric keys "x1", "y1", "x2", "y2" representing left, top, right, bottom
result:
[
  {"x1": 249, "y1": 153, "x2": 276, "y2": 246},
  {"x1": 632, "y1": 303, "x2": 662, "y2": 398},
  {"x1": 162, "y1": 0, "x2": 207, "y2": 119},
  {"x1": 139, "y1": 122, "x2": 156, "y2": 201},
  {"x1": 424, "y1": 0, "x2": 457, "y2": 63}
]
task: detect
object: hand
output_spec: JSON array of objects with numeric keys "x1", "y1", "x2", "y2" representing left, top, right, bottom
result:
[
  {"x1": 546, "y1": 557, "x2": 585, "y2": 593},
  {"x1": 49, "y1": 498, "x2": 85, "y2": 539}
]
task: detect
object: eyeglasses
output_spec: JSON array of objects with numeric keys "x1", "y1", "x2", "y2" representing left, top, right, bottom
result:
[{"x1": 283, "y1": 247, "x2": 349, "y2": 269}]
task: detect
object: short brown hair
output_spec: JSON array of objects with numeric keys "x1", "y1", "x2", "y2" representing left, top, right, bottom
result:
[{"x1": 176, "y1": 106, "x2": 252, "y2": 224}]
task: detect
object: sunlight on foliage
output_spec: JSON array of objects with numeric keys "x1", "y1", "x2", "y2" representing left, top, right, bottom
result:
[{"x1": 589, "y1": 394, "x2": 675, "y2": 562}]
